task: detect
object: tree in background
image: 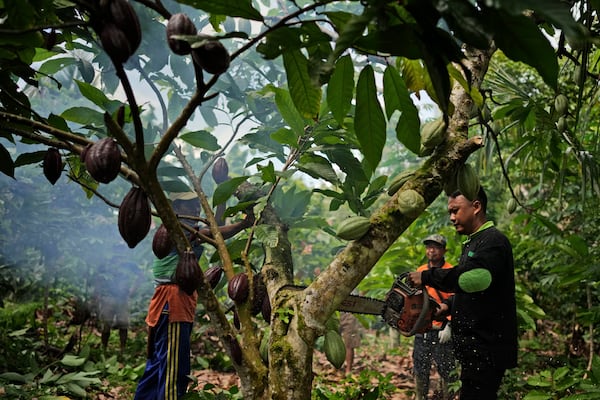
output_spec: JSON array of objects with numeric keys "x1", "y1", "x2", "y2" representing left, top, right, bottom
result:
[{"x1": 1, "y1": 0, "x2": 599, "y2": 398}]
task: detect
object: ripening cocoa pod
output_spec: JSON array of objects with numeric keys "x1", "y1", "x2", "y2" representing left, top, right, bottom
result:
[
  {"x1": 336, "y1": 216, "x2": 371, "y2": 240},
  {"x1": 99, "y1": 22, "x2": 132, "y2": 63},
  {"x1": 228, "y1": 272, "x2": 249, "y2": 302},
  {"x1": 397, "y1": 189, "x2": 426, "y2": 218},
  {"x1": 152, "y1": 224, "x2": 173, "y2": 259},
  {"x1": 108, "y1": 0, "x2": 141, "y2": 54},
  {"x1": 166, "y1": 13, "x2": 197, "y2": 55},
  {"x1": 323, "y1": 330, "x2": 346, "y2": 369},
  {"x1": 261, "y1": 295, "x2": 271, "y2": 322},
  {"x1": 456, "y1": 163, "x2": 480, "y2": 201},
  {"x1": 554, "y1": 94, "x2": 568, "y2": 116},
  {"x1": 212, "y1": 157, "x2": 229, "y2": 183},
  {"x1": 192, "y1": 40, "x2": 230, "y2": 75},
  {"x1": 387, "y1": 170, "x2": 415, "y2": 196},
  {"x1": 225, "y1": 334, "x2": 243, "y2": 365},
  {"x1": 43, "y1": 148, "x2": 63, "y2": 185},
  {"x1": 118, "y1": 187, "x2": 152, "y2": 248},
  {"x1": 174, "y1": 250, "x2": 202, "y2": 295},
  {"x1": 85, "y1": 138, "x2": 121, "y2": 184},
  {"x1": 204, "y1": 265, "x2": 223, "y2": 289},
  {"x1": 251, "y1": 274, "x2": 267, "y2": 316}
]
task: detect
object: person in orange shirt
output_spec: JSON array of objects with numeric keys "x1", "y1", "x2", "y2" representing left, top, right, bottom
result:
[{"x1": 412, "y1": 234, "x2": 456, "y2": 400}]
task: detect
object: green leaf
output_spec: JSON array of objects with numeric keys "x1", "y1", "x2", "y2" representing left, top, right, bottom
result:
[
  {"x1": 266, "y1": 84, "x2": 305, "y2": 138},
  {"x1": 60, "y1": 354, "x2": 86, "y2": 367},
  {"x1": 178, "y1": 0, "x2": 263, "y2": 21},
  {"x1": 355, "y1": 65, "x2": 386, "y2": 171},
  {"x1": 0, "y1": 143, "x2": 15, "y2": 179},
  {"x1": 484, "y1": 10, "x2": 558, "y2": 90},
  {"x1": 213, "y1": 176, "x2": 248, "y2": 206},
  {"x1": 326, "y1": 11, "x2": 373, "y2": 62},
  {"x1": 61, "y1": 106, "x2": 104, "y2": 126},
  {"x1": 271, "y1": 128, "x2": 299, "y2": 148},
  {"x1": 282, "y1": 50, "x2": 321, "y2": 119},
  {"x1": 327, "y1": 55, "x2": 354, "y2": 126},
  {"x1": 254, "y1": 224, "x2": 279, "y2": 248},
  {"x1": 37, "y1": 57, "x2": 78, "y2": 75},
  {"x1": 297, "y1": 153, "x2": 340, "y2": 184},
  {"x1": 0, "y1": 371, "x2": 30, "y2": 383},
  {"x1": 258, "y1": 161, "x2": 276, "y2": 183},
  {"x1": 383, "y1": 65, "x2": 420, "y2": 155},
  {"x1": 179, "y1": 130, "x2": 220, "y2": 151},
  {"x1": 76, "y1": 80, "x2": 120, "y2": 111}
]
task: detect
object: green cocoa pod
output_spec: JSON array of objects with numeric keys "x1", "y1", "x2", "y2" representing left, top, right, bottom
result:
[
  {"x1": 507, "y1": 198, "x2": 517, "y2": 214},
  {"x1": 557, "y1": 116, "x2": 567, "y2": 132},
  {"x1": 336, "y1": 216, "x2": 371, "y2": 240},
  {"x1": 457, "y1": 163, "x2": 480, "y2": 201},
  {"x1": 420, "y1": 118, "x2": 447, "y2": 151},
  {"x1": 397, "y1": 189, "x2": 426, "y2": 218},
  {"x1": 554, "y1": 94, "x2": 568, "y2": 116},
  {"x1": 387, "y1": 170, "x2": 415, "y2": 196},
  {"x1": 43, "y1": 148, "x2": 62, "y2": 185},
  {"x1": 260, "y1": 331, "x2": 270, "y2": 363},
  {"x1": 323, "y1": 330, "x2": 346, "y2": 369},
  {"x1": 443, "y1": 170, "x2": 459, "y2": 196}
]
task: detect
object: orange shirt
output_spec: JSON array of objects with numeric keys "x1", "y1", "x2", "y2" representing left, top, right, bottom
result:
[
  {"x1": 417, "y1": 261, "x2": 454, "y2": 328},
  {"x1": 145, "y1": 284, "x2": 198, "y2": 327}
]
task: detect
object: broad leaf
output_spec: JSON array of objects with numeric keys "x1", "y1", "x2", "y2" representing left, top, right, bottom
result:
[
  {"x1": 297, "y1": 153, "x2": 340, "y2": 185},
  {"x1": 178, "y1": 0, "x2": 263, "y2": 21},
  {"x1": 355, "y1": 65, "x2": 386, "y2": 171},
  {"x1": 76, "y1": 81, "x2": 121, "y2": 112},
  {"x1": 327, "y1": 55, "x2": 354, "y2": 126},
  {"x1": 0, "y1": 143, "x2": 15, "y2": 179},
  {"x1": 179, "y1": 130, "x2": 220, "y2": 151},
  {"x1": 282, "y1": 50, "x2": 321, "y2": 120},
  {"x1": 383, "y1": 66, "x2": 420, "y2": 155},
  {"x1": 213, "y1": 176, "x2": 249, "y2": 206}
]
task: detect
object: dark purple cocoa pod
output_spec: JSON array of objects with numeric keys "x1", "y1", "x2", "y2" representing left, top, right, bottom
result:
[
  {"x1": 118, "y1": 187, "x2": 152, "y2": 248},
  {"x1": 251, "y1": 273, "x2": 267, "y2": 316},
  {"x1": 166, "y1": 13, "x2": 197, "y2": 55},
  {"x1": 43, "y1": 148, "x2": 62, "y2": 185},
  {"x1": 211, "y1": 157, "x2": 229, "y2": 183},
  {"x1": 261, "y1": 294, "x2": 271, "y2": 322},
  {"x1": 108, "y1": 0, "x2": 141, "y2": 54},
  {"x1": 99, "y1": 22, "x2": 132, "y2": 64},
  {"x1": 225, "y1": 334, "x2": 242, "y2": 365},
  {"x1": 80, "y1": 143, "x2": 92, "y2": 163},
  {"x1": 191, "y1": 40, "x2": 230, "y2": 75},
  {"x1": 174, "y1": 249, "x2": 202, "y2": 295},
  {"x1": 227, "y1": 272, "x2": 249, "y2": 303},
  {"x1": 152, "y1": 224, "x2": 173, "y2": 259},
  {"x1": 204, "y1": 265, "x2": 223, "y2": 289},
  {"x1": 232, "y1": 308, "x2": 241, "y2": 330},
  {"x1": 116, "y1": 105, "x2": 126, "y2": 128},
  {"x1": 84, "y1": 137, "x2": 121, "y2": 184}
]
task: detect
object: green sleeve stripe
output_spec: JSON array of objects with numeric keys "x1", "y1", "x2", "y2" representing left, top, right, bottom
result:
[{"x1": 458, "y1": 268, "x2": 492, "y2": 293}]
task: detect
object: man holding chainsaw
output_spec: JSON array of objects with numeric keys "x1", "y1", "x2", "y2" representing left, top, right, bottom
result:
[
  {"x1": 408, "y1": 187, "x2": 518, "y2": 400},
  {"x1": 412, "y1": 234, "x2": 456, "y2": 400}
]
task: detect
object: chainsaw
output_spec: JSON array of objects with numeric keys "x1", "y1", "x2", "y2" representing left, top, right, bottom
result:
[{"x1": 284, "y1": 272, "x2": 440, "y2": 337}]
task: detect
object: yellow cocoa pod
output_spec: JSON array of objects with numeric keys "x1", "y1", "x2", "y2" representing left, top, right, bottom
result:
[
  {"x1": 323, "y1": 330, "x2": 346, "y2": 369},
  {"x1": 554, "y1": 94, "x2": 568, "y2": 116},
  {"x1": 387, "y1": 170, "x2": 415, "y2": 196},
  {"x1": 457, "y1": 163, "x2": 480, "y2": 201},
  {"x1": 336, "y1": 216, "x2": 371, "y2": 240},
  {"x1": 420, "y1": 118, "x2": 447, "y2": 151},
  {"x1": 397, "y1": 189, "x2": 426, "y2": 218},
  {"x1": 507, "y1": 198, "x2": 517, "y2": 214}
]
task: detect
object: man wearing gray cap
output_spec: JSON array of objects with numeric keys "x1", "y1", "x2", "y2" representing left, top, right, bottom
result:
[{"x1": 412, "y1": 234, "x2": 456, "y2": 400}]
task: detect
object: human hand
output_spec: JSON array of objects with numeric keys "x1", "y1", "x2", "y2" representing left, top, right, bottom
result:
[
  {"x1": 407, "y1": 271, "x2": 423, "y2": 287},
  {"x1": 438, "y1": 323, "x2": 451, "y2": 344}
]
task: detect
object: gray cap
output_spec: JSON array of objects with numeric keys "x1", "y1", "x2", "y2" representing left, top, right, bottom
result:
[{"x1": 423, "y1": 234, "x2": 446, "y2": 248}]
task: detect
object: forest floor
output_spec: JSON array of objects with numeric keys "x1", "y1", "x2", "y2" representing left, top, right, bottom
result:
[{"x1": 192, "y1": 328, "x2": 450, "y2": 400}]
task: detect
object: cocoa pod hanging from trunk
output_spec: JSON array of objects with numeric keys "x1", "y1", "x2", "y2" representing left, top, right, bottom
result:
[
  {"x1": 152, "y1": 224, "x2": 173, "y2": 259},
  {"x1": 99, "y1": 22, "x2": 133, "y2": 64},
  {"x1": 118, "y1": 186, "x2": 151, "y2": 248},
  {"x1": 84, "y1": 137, "x2": 121, "y2": 184},
  {"x1": 108, "y1": 0, "x2": 141, "y2": 54},
  {"x1": 43, "y1": 148, "x2": 62, "y2": 185},
  {"x1": 227, "y1": 272, "x2": 249, "y2": 303},
  {"x1": 204, "y1": 265, "x2": 223, "y2": 289},
  {"x1": 251, "y1": 273, "x2": 267, "y2": 316},
  {"x1": 225, "y1": 334, "x2": 243, "y2": 365},
  {"x1": 211, "y1": 157, "x2": 229, "y2": 183},
  {"x1": 174, "y1": 249, "x2": 202, "y2": 295},
  {"x1": 192, "y1": 40, "x2": 230, "y2": 75}
]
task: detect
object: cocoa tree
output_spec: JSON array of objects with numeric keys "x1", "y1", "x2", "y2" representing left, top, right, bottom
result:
[{"x1": 0, "y1": 0, "x2": 597, "y2": 398}]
